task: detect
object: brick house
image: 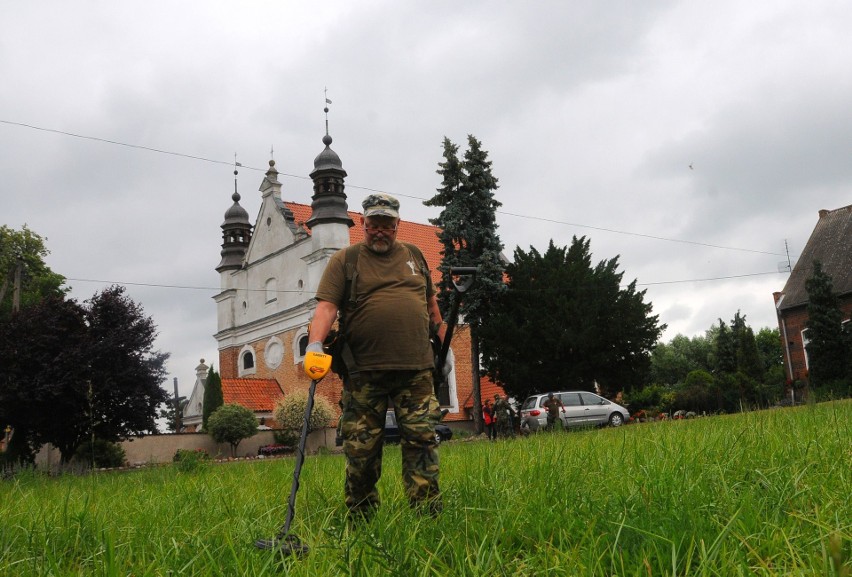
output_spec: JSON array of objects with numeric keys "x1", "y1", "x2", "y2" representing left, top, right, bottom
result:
[
  {"x1": 184, "y1": 126, "x2": 505, "y2": 430},
  {"x1": 773, "y1": 204, "x2": 852, "y2": 386}
]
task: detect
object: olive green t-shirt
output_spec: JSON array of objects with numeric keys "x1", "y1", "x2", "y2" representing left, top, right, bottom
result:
[{"x1": 315, "y1": 242, "x2": 435, "y2": 371}]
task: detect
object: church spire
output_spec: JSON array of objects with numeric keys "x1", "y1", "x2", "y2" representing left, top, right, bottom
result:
[{"x1": 307, "y1": 95, "x2": 353, "y2": 229}]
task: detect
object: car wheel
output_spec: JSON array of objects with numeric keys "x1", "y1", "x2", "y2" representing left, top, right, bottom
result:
[{"x1": 608, "y1": 412, "x2": 625, "y2": 427}]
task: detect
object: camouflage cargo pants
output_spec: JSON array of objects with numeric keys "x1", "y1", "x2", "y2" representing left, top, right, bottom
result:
[{"x1": 339, "y1": 369, "x2": 441, "y2": 516}]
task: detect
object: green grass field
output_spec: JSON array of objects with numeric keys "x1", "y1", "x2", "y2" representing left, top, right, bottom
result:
[{"x1": 2, "y1": 400, "x2": 849, "y2": 576}]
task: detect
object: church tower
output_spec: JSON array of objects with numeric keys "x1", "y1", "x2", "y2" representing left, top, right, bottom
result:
[
  {"x1": 216, "y1": 168, "x2": 252, "y2": 276},
  {"x1": 304, "y1": 104, "x2": 353, "y2": 289}
]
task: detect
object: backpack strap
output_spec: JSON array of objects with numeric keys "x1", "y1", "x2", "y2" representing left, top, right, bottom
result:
[{"x1": 340, "y1": 244, "x2": 361, "y2": 324}]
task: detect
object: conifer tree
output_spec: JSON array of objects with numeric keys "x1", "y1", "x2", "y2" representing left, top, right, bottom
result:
[
  {"x1": 202, "y1": 366, "x2": 223, "y2": 430},
  {"x1": 805, "y1": 261, "x2": 848, "y2": 388},
  {"x1": 424, "y1": 135, "x2": 504, "y2": 432},
  {"x1": 479, "y1": 238, "x2": 663, "y2": 402}
]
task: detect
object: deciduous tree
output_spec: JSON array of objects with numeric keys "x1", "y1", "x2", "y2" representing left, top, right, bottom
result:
[
  {"x1": 0, "y1": 225, "x2": 66, "y2": 318},
  {"x1": 0, "y1": 286, "x2": 169, "y2": 463},
  {"x1": 207, "y1": 404, "x2": 258, "y2": 457}
]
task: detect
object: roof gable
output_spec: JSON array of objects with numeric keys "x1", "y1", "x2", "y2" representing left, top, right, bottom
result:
[
  {"x1": 779, "y1": 204, "x2": 852, "y2": 310},
  {"x1": 222, "y1": 378, "x2": 284, "y2": 412},
  {"x1": 286, "y1": 201, "x2": 443, "y2": 284}
]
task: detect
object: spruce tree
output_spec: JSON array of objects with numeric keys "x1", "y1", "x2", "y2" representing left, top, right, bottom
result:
[
  {"x1": 202, "y1": 366, "x2": 223, "y2": 430},
  {"x1": 424, "y1": 135, "x2": 504, "y2": 432}
]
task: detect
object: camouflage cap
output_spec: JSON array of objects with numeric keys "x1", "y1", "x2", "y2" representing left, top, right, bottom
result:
[{"x1": 362, "y1": 193, "x2": 400, "y2": 219}]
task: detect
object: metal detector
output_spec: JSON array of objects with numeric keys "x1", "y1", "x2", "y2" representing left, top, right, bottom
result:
[{"x1": 254, "y1": 376, "x2": 323, "y2": 557}]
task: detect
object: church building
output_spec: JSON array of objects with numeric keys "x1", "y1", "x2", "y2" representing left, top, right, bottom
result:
[{"x1": 183, "y1": 119, "x2": 504, "y2": 431}]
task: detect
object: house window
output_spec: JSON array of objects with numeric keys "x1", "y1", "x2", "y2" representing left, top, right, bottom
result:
[
  {"x1": 801, "y1": 328, "x2": 811, "y2": 370},
  {"x1": 298, "y1": 335, "x2": 308, "y2": 357},
  {"x1": 244, "y1": 352, "x2": 254, "y2": 369}
]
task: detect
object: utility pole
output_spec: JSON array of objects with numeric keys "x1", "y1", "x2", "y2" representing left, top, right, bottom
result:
[{"x1": 173, "y1": 377, "x2": 183, "y2": 433}]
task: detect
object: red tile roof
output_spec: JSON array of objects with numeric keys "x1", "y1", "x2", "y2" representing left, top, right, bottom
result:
[
  {"x1": 286, "y1": 202, "x2": 443, "y2": 284},
  {"x1": 222, "y1": 378, "x2": 284, "y2": 412}
]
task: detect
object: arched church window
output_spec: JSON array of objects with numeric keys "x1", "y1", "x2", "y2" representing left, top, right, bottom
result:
[{"x1": 238, "y1": 345, "x2": 257, "y2": 377}]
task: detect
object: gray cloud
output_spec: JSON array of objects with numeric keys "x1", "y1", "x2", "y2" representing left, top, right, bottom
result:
[{"x1": 3, "y1": 0, "x2": 851, "y2": 398}]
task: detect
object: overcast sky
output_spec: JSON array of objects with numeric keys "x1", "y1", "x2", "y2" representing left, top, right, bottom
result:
[{"x1": 3, "y1": 1, "x2": 851, "y2": 399}]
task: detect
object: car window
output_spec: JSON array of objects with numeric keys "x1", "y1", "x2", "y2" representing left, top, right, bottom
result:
[
  {"x1": 579, "y1": 392, "x2": 606, "y2": 406},
  {"x1": 521, "y1": 397, "x2": 539, "y2": 410},
  {"x1": 560, "y1": 393, "x2": 581, "y2": 406}
]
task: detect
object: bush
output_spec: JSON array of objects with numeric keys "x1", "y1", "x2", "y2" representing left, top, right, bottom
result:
[
  {"x1": 73, "y1": 439, "x2": 127, "y2": 469},
  {"x1": 273, "y1": 429, "x2": 299, "y2": 446},
  {"x1": 623, "y1": 384, "x2": 670, "y2": 412},
  {"x1": 273, "y1": 391, "x2": 335, "y2": 435},
  {"x1": 173, "y1": 448, "x2": 210, "y2": 472}
]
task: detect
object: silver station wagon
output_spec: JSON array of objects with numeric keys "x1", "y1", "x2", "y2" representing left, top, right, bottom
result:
[{"x1": 520, "y1": 391, "x2": 629, "y2": 431}]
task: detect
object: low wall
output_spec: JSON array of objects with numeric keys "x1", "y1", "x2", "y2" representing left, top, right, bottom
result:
[{"x1": 35, "y1": 428, "x2": 339, "y2": 471}]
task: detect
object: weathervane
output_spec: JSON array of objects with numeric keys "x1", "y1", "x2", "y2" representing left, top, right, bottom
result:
[{"x1": 324, "y1": 87, "x2": 332, "y2": 136}]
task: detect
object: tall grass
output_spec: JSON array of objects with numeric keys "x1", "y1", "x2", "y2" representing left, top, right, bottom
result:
[{"x1": 1, "y1": 400, "x2": 849, "y2": 576}]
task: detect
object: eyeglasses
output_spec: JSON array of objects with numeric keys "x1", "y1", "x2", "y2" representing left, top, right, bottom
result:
[{"x1": 364, "y1": 225, "x2": 398, "y2": 234}]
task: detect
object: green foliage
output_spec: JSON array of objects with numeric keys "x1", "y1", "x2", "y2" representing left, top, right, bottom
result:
[
  {"x1": 805, "y1": 260, "x2": 850, "y2": 387},
  {"x1": 172, "y1": 448, "x2": 210, "y2": 472},
  {"x1": 0, "y1": 296, "x2": 87, "y2": 463},
  {"x1": 202, "y1": 366, "x2": 223, "y2": 430},
  {"x1": 624, "y1": 383, "x2": 677, "y2": 414},
  {"x1": 424, "y1": 135, "x2": 505, "y2": 429},
  {"x1": 0, "y1": 285, "x2": 167, "y2": 463},
  {"x1": 649, "y1": 333, "x2": 713, "y2": 386},
  {"x1": 273, "y1": 391, "x2": 335, "y2": 434},
  {"x1": 480, "y1": 238, "x2": 664, "y2": 402},
  {"x1": 650, "y1": 315, "x2": 790, "y2": 415},
  {"x1": 72, "y1": 439, "x2": 126, "y2": 469},
  {"x1": 755, "y1": 327, "x2": 784, "y2": 374},
  {"x1": 206, "y1": 404, "x2": 257, "y2": 457},
  {"x1": 424, "y1": 135, "x2": 505, "y2": 325},
  {"x1": 0, "y1": 225, "x2": 67, "y2": 319},
  {"x1": 273, "y1": 428, "x2": 299, "y2": 446},
  {"x1": 158, "y1": 397, "x2": 188, "y2": 433},
  {"x1": 674, "y1": 370, "x2": 722, "y2": 413}
]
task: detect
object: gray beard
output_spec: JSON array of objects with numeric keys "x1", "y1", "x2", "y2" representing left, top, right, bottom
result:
[{"x1": 367, "y1": 239, "x2": 393, "y2": 254}]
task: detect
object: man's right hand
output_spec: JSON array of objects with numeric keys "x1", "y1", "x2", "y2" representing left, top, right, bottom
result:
[{"x1": 304, "y1": 341, "x2": 331, "y2": 380}]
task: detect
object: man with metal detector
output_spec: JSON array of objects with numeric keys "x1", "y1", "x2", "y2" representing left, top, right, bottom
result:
[{"x1": 307, "y1": 193, "x2": 448, "y2": 521}]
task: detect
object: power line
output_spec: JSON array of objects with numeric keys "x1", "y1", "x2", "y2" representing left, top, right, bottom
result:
[
  {"x1": 65, "y1": 269, "x2": 783, "y2": 294},
  {"x1": 2, "y1": 118, "x2": 786, "y2": 257}
]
